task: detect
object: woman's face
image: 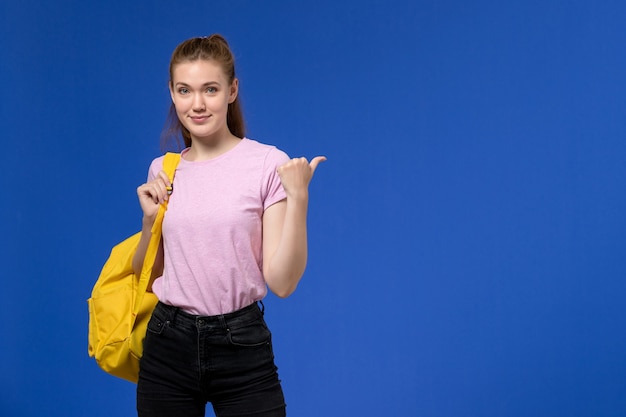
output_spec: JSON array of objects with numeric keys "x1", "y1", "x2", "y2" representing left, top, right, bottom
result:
[{"x1": 169, "y1": 59, "x2": 238, "y2": 143}]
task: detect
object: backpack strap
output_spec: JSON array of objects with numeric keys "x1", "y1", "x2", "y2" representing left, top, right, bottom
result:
[{"x1": 134, "y1": 152, "x2": 181, "y2": 315}]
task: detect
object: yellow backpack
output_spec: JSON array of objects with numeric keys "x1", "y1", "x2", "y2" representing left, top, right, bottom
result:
[{"x1": 87, "y1": 152, "x2": 180, "y2": 383}]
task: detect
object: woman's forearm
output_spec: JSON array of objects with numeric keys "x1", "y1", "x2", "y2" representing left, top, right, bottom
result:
[
  {"x1": 131, "y1": 216, "x2": 162, "y2": 277},
  {"x1": 264, "y1": 194, "x2": 309, "y2": 297}
]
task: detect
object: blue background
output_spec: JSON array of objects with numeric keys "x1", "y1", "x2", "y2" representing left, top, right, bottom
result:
[{"x1": 2, "y1": 1, "x2": 625, "y2": 416}]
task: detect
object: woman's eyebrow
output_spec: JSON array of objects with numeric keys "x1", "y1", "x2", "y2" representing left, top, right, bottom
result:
[{"x1": 174, "y1": 81, "x2": 221, "y2": 87}]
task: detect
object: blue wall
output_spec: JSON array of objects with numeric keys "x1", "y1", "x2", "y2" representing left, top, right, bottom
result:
[{"x1": 2, "y1": 1, "x2": 625, "y2": 416}]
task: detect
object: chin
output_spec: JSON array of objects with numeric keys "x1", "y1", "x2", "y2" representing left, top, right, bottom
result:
[{"x1": 191, "y1": 130, "x2": 221, "y2": 141}]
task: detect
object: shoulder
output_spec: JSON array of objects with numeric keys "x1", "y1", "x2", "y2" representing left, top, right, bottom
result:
[
  {"x1": 150, "y1": 154, "x2": 166, "y2": 169},
  {"x1": 147, "y1": 154, "x2": 167, "y2": 180},
  {"x1": 242, "y1": 138, "x2": 290, "y2": 165}
]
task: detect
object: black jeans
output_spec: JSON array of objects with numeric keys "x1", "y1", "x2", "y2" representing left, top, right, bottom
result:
[{"x1": 137, "y1": 301, "x2": 286, "y2": 417}]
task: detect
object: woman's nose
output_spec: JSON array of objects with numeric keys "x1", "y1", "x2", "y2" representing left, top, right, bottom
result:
[{"x1": 192, "y1": 94, "x2": 205, "y2": 111}]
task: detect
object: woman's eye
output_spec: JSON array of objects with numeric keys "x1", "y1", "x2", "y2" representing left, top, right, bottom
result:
[
  {"x1": 178, "y1": 88, "x2": 189, "y2": 94},
  {"x1": 207, "y1": 87, "x2": 217, "y2": 93}
]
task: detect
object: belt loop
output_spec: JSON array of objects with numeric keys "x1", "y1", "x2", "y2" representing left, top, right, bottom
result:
[
  {"x1": 218, "y1": 314, "x2": 228, "y2": 330},
  {"x1": 258, "y1": 300, "x2": 265, "y2": 314},
  {"x1": 170, "y1": 304, "x2": 179, "y2": 325}
]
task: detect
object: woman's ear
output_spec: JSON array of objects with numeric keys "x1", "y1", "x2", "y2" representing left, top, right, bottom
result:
[
  {"x1": 169, "y1": 81, "x2": 175, "y2": 103},
  {"x1": 229, "y1": 78, "x2": 239, "y2": 104}
]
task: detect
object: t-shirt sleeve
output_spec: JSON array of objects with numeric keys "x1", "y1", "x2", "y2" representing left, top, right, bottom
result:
[{"x1": 263, "y1": 147, "x2": 290, "y2": 210}]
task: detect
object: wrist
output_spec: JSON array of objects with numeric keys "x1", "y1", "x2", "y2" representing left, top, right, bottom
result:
[
  {"x1": 286, "y1": 189, "x2": 309, "y2": 203},
  {"x1": 142, "y1": 215, "x2": 156, "y2": 228}
]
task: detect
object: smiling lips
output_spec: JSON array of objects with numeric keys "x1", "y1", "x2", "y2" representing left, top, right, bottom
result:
[{"x1": 190, "y1": 115, "x2": 211, "y2": 124}]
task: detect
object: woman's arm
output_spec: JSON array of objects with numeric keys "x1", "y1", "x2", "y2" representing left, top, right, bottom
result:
[
  {"x1": 132, "y1": 218, "x2": 165, "y2": 280},
  {"x1": 132, "y1": 170, "x2": 171, "y2": 277},
  {"x1": 262, "y1": 156, "x2": 326, "y2": 298}
]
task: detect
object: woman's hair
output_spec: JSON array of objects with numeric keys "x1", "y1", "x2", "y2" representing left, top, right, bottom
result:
[{"x1": 161, "y1": 34, "x2": 245, "y2": 150}]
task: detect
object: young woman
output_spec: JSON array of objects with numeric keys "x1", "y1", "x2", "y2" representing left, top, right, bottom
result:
[{"x1": 132, "y1": 35, "x2": 325, "y2": 417}]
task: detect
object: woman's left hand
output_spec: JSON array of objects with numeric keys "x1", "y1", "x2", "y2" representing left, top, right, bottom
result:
[{"x1": 277, "y1": 156, "x2": 326, "y2": 199}]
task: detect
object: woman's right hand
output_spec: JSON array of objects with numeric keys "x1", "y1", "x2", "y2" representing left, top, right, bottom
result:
[{"x1": 137, "y1": 170, "x2": 172, "y2": 222}]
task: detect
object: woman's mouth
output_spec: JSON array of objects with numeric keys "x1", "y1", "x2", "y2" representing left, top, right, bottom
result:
[{"x1": 190, "y1": 115, "x2": 210, "y2": 124}]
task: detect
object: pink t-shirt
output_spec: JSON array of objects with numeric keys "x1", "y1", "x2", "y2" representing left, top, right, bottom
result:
[{"x1": 147, "y1": 138, "x2": 289, "y2": 316}]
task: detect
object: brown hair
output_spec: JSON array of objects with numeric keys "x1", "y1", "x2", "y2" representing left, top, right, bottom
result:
[{"x1": 160, "y1": 34, "x2": 245, "y2": 150}]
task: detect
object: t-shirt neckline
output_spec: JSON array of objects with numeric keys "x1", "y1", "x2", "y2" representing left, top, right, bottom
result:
[{"x1": 180, "y1": 137, "x2": 248, "y2": 165}]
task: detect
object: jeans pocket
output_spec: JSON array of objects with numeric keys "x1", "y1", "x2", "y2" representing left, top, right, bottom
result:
[
  {"x1": 227, "y1": 317, "x2": 272, "y2": 347},
  {"x1": 146, "y1": 311, "x2": 168, "y2": 335}
]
